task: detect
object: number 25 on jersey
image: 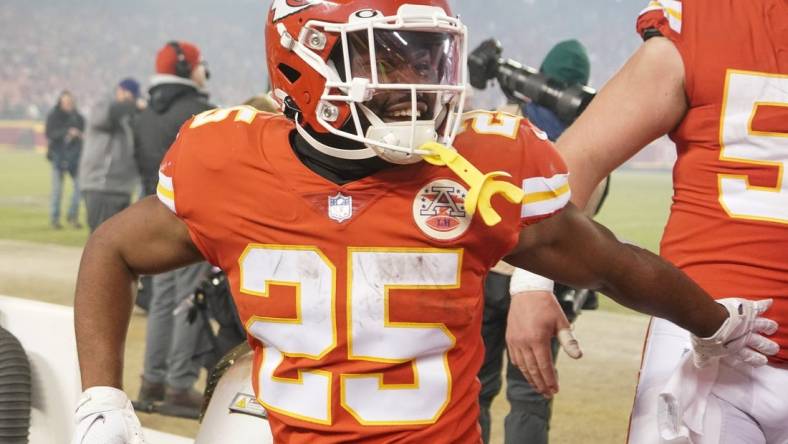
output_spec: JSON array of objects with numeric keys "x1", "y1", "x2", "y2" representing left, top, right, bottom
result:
[{"x1": 240, "y1": 245, "x2": 461, "y2": 425}]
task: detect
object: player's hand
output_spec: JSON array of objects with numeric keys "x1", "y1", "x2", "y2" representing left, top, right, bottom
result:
[
  {"x1": 506, "y1": 290, "x2": 582, "y2": 398},
  {"x1": 691, "y1": 298, "x2": 779, "y2": 368},
  {"x1": 72, "y1": 386, "x2": 147, "y2": 444}
]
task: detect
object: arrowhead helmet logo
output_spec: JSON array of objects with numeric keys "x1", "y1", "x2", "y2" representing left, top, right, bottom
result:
[{"x1": 271, "y1": 0, "x2": 324, "y2": 22}]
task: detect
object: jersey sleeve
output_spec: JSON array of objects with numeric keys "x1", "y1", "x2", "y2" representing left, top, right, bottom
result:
[
  {"x1": 636, "y1": 0, "x2": 697, "y2": 98},
  {"x1": 454, "y1": 111, "x2": 571, "y2": 227},
  {"x1": 156, "y1": 118, "x2": 220, "y2": 266},
  {"x1": 516, "y1": 120, "x2": 571, "y2": 226},
  {"x1": 156, "y1": 134, "x2": 180, "y2": 214},
  {"x1": 637, "y1": 0, "x2": 683, "y2": 40}
]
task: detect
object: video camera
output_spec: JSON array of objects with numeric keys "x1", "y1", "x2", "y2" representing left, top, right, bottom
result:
[{"x1": 468, "y1": 39, "x2": 596, "y2": 124}]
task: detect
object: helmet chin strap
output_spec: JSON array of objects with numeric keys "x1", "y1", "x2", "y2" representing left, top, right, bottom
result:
[
  {"x1": 358, "y1": 104, "x2": 437, "y2": 164},
  {"x1": 294, "y1": 117, "x2": 378, "y2": 160},
  {"x1": 294, "y1": 99, "x2": 439, "y2": 164}
]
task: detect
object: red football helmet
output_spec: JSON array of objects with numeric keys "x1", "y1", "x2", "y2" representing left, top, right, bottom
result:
[{"x1": 266, "y1": 0, "x2": 468, "y2": 164}]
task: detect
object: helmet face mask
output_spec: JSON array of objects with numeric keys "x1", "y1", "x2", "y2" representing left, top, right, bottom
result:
[
  {"x1": 267, "y1": 1, "x2": 468, "y2": 164},
  {"x1": 346, "y1": 29, "x2": 458, "y2": 119}
]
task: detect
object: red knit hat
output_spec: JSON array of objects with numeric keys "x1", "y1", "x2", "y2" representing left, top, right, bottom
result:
[{"x1": 155, "y1": 41, "x2": 201, "y2": 76}]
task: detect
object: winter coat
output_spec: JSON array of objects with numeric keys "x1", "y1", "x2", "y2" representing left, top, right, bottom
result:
[
  {"x1": 134, "y1": 75, "x2": 214, "y2": 195},
  {"x1": 78, "y1": 95, "x2": 140, "y2": 194},
  {"x1": 524, "y1": 102, "x2": 568, "y2": 142},
  {"x1": 45, "y1": 106, "x2": 85, "y2": 174}
]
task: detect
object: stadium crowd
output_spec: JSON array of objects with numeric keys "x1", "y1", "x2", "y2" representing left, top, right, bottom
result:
[
  {"x1": 0, "y1": 0, "x2": 641, "y2": 119},
  {"x1": 0, "y1": 0, "x2": 265, "y2": 119}
]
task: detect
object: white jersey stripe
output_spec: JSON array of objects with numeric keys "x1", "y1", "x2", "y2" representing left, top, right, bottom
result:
[
  {"x1": 158, "y1": 170, "x2": 174, "y2": 191},
  {"x1": 157, "y1": 170, "x2": 176, "y2": 213},
  {"x1": 522, "y1": 173, "x2": 569, "y2": 195},
  {"x1": 521, "y1": 192, "x2": 571, "y2": 219},
  {"x1": 521, "y1": 174, "x2": 571, "y2": 219},
  {"x1": 640, "y1": 0, "x2": 683, "y2": 33}
]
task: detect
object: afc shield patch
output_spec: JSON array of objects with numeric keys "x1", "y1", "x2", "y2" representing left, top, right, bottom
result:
[
  {"x1": 413, "y1": 179, "x2": 472, "y2": 241},
  {"x1": 328, "y1": 192, "x2": 353, "y2": 223}
]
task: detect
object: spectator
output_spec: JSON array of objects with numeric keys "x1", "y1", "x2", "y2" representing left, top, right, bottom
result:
[
  {"x1": 524, "y1": 39, "x2": 591, "y2": 141},
  {"x1": 133, "y1": 41, "x2": 214, "y2": 419},
  {"x1": 0, "y1": 1, "x2": 645, "y2": 120},
  {"x1": 79, "y1": 78, "x2": 143, "y2": 233},
  {"x1": 477, "y1": 40, "x2": 597, "y2": 444},
  {"x1": 134, "y1": 41, "x2": 212, "y2": 195},
  {"x1": 44, "y1": 90, "x2": 85, "y2": 229}
]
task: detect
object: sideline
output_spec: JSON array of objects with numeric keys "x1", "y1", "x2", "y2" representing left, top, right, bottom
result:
[{"x1": 0, "y1": 239, "x2": 82, "y2": 305}]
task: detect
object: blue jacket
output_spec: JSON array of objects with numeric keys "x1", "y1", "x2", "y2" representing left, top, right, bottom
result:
[{"x1": 523, "y1": 102, "x2": 567, "y2": 142}]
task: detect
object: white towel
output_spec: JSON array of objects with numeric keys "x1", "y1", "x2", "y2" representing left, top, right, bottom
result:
[{"x1": 657, "y1": 350, "x2": 720, "y2": 443}]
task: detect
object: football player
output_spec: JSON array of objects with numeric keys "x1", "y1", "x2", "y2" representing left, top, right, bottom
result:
[
  {"x1": 70, "y1": 1, "x2": 778, "y2": 443},
  {"x1": 511, "y1": 0, "x2": 788, "y2": 442}
]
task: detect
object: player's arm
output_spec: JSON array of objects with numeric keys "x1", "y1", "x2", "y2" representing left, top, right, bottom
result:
[
  {"x1": 74, "y1": 195, "x2": 204, "y2": 390},
  {"x1": 503, "y1": 202, "x2": 728, "y2": 395},
  {"x1": 507, "y1": 203, "x2": 726, "y2": 336},
  {"x1": 557, "y1": 36, "x2": 687, "y2": 208},
  {"x1": 503, "y1": 38, "x2": 685, "y2": 389}
]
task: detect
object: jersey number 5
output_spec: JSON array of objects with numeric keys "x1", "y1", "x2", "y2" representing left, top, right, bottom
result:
[
  {"x1": 240, "y1": 245, "x2": 460, "y2": 426},
  {"x1": 190, "y1": 106, "x2": 260, "y2": 128},
  {"x1": 719, "y1": 70, "x2": 788, "y2": 224}
]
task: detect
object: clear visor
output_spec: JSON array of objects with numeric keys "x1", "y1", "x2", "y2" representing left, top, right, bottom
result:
[
  {"x1": 344, "y1": 30, "x2": 461, "y2": 122},
  {"x1": 347, "y1": 30, "x2": 461, "y2": 87}
]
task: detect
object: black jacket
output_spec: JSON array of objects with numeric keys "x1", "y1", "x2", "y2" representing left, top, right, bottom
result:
[
  {"x1": 134, "y1": 78, "x2": 214, "y2": 195},
  {"x1": 45, "y1": 106, "x2": 85, "y2": 174}
]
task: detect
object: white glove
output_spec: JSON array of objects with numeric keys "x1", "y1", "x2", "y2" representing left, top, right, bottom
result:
[
  {"x1": 691, "y1": 298, "x2": 779, "y2": 368},
  {"x1": 72, "y1": 386, "x2": 147, "y2": 444}
]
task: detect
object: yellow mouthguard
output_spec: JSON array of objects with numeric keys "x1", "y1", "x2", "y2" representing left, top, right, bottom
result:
[{"x1": 420, "y1": 142, "x2": 525, "y2": 227}]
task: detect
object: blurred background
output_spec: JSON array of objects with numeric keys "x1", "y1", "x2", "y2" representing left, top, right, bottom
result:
[
  {"x1": 1, "y1": 0, "x2": 673, "y2": 168},
  {"x1": 2, "y1": 0, "x2": 640, "y2": 118}
]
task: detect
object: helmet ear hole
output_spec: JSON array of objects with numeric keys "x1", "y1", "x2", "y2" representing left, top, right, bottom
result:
[{"x1": 278, "y1": 63, "x2": 302, "y2": 83}]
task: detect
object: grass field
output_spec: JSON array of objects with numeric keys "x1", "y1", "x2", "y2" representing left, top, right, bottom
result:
[
  {"x1": 595, "y1": 172, "x2": 673, "y2": 251},
  {"x1": 593, "y1": 172, "x2": 673, "y2": 314},
  {"x1": 0, "y1": 149, "x2": 88, "y2": 246},
  {"x1": 0, "y1": 148, "x2": 676, "y2": 443}
]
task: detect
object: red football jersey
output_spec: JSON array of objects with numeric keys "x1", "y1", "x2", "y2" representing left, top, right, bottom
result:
[
  {"x1": 638, "y1": 0, "x2": 788, "y2": 361},
  {"x1": 157, "y1": 107, "x2": 569, "y2": 443}
]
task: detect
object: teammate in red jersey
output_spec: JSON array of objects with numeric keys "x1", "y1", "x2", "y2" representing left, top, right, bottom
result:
[
  {"x1": 70, "y1": 1, "x2": 777, "y2": 443},
  {"x1": 512, "y1": 0, "x2": 788, "y2": 442}
]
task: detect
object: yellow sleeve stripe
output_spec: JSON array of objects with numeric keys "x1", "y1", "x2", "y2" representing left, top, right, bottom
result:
[
  {"x1": 641, "y1": 0, "x2": 682, "y2": 33},
  {"x1": 523, "y1": 183, "x2": 571, "y2": 205},
  {"x1": 157, "y1": 183, "x2": 174, "y2": 200},
  {"x1": 521, "y1": 174, "x2": 571, "y2": 219},
  {"x1": 157, "y1": 170, "x2": 176, "y2": 213}
]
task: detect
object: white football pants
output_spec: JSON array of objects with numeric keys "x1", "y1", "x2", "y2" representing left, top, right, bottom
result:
[{"x1": 628, "y1": 317, "x2": 788, "y2": 444}]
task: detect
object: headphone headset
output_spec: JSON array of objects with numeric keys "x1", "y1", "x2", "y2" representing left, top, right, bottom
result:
[{"x1": 168, "y1": 41, "x2": 193, "y2": 78}]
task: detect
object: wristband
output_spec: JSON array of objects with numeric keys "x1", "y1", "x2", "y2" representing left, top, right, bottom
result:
[{"x1": 510, "y1": 267, "x2": 554, "y2": 295}]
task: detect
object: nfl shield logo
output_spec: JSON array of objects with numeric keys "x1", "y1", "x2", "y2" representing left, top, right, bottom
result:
[{"x1": 328, "y1": 192, "x2": 353, "y2": 223}]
